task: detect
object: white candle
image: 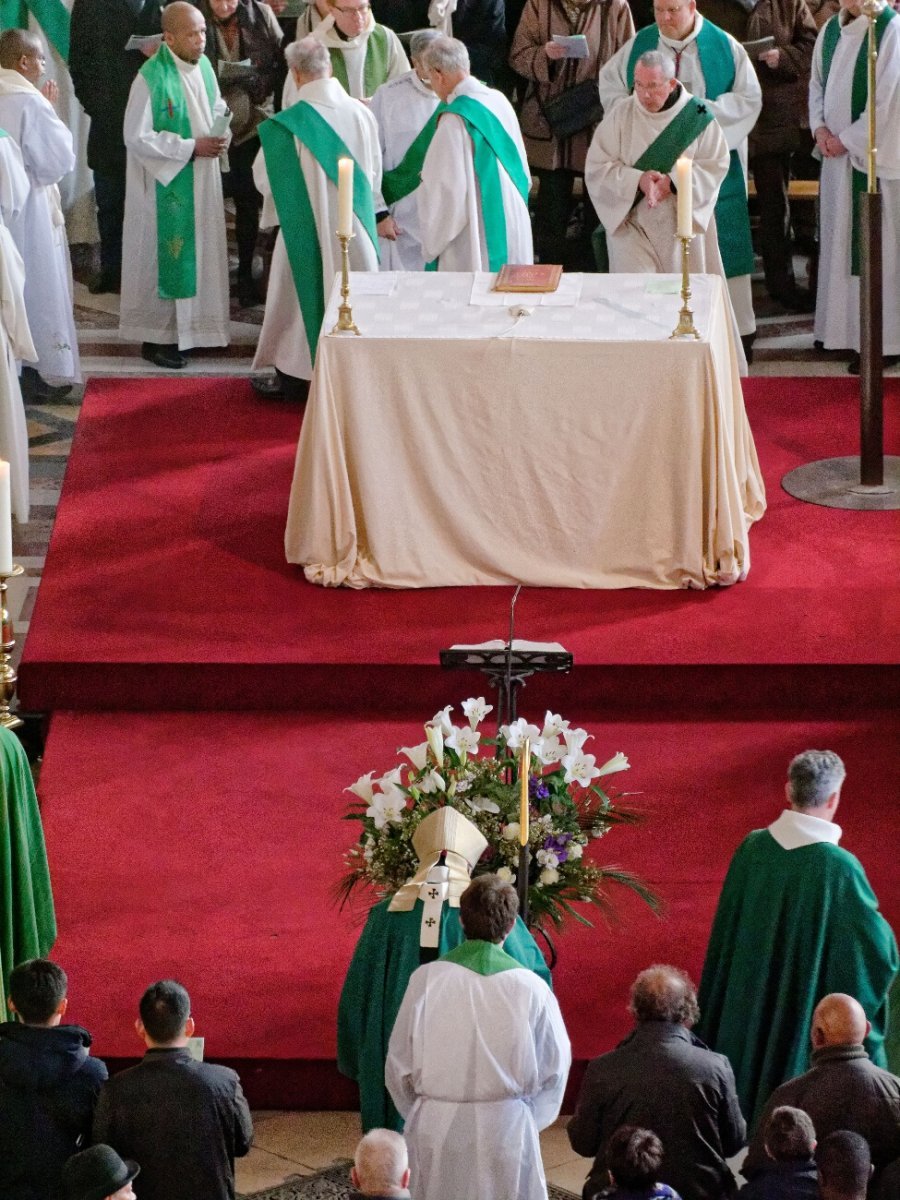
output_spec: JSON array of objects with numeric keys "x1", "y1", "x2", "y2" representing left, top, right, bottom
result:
[
  {"x1": 0, "y1": 461, "x2": 12, "y2": 575},
  {"x1": 337, "y1": 157, "x2": 354, "y2": 237},
  {"x1": 675, "y1": 156, "x2": 692, "y2": 238}
]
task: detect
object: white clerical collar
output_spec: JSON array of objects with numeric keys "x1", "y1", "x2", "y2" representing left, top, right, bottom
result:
[
  {"x1": 174, "y1": 54, "x2": 200, "y2": 75},
  {"x1": 409, "y1": 70, "x2": 435, "y2": 97},
  {"x1": 449, "y1": 74, "x2": 482, "y2": 102},
  {"x1": 768, "y1": 808, "x2": 842, "y2": 850},
  {"x1": 660, "y1": 12, "x2": 703, "y2": 52},
  {"x1": 298, "y1": 76, "x2": 343, "y2": 104}
]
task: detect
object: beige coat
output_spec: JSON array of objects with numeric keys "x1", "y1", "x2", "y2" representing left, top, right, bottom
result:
[{"x1": 509, "y1": 0, "x2": 633, "y2": 172}]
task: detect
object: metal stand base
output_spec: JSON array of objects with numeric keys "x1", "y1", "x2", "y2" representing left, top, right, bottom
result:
[{"x1": 782, "y1": 455, "x2": 900, "y2": 509}]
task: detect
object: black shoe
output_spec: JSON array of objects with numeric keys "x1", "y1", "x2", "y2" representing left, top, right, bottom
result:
[
  {"x1": 740, "y1": 333, "x2": 756, "y2": 366},
  {"x1": 88, "y1": 271, "x2": 121, "y2": 295},
  {"x1": 814, "y1": 340, "x2": 825, "y2": 351},
  {"x1": 20, "y1": 366, "x2": 73, "y2": 401},
  {"x1": 250, "y1": 372, "x2": 283, "y2": 397},
  {"x1": 236, "y1": 276, "x2": 264, "y2": 308},
  {"x1": 275, "y1": 368, "x2": 309, "y2": 403},
  {"x1": 141, "y1": 342, "x2": 187, "y2": 370},
  {"x1": 847, "y1": 352, "x2": 900, "y2": 375}
]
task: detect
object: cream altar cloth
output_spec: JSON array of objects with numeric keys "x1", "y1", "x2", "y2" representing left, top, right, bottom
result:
[{"x1": 285, "y1": 272, "x2": 766, "y2": 590}]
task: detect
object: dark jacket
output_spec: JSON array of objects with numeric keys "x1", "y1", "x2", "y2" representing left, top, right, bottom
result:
[
  {"x1": 92, "y1": 1047, "x2": 253, "y2": 1200},
  {"x1": 197, "y1": 0, "x2": 285, "y2": 138},
  {"x1": 0, "y1": 1021, "x2": 108, "y2": 1200},
  {"x1": 744, "y1": 1045, "x2": 900, "y2": 1185},
  {"x1": 567, "y1": 1022, "x2": 746, "y2": 1200},
  {"x1": 69, "y1": 0, "x2": 166, "y2": 175},
  {"x1": 736, "y1": 1158, "x2": 818, "y2": 1200}
]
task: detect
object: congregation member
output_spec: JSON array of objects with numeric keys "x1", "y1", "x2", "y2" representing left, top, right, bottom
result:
[
  {"x1": 585, "y1": 52, "x2": 729, "y2": 274},
  {"x1": 252, "y1": 36, "x2": 381, "y2": 400},
  {"x1": 697, "y1": 751, "x2": 899, "y2": 1127},
  {"x1": 119, "y1": 1, "x2": 231, "y2": 370},
  {"x1": 417, "y1": 35, "x2": 533, "y2": 269},
  {"x1": 196, "y1": 0, "x2": 285, "y2": 307},
  {"x1": 62, "y1": 1146, "x2": 140, "y2": 1200},
  {"x1": 593, "y1": 1126, "x2": 682, "y2": 1200},
  {"x1": 0, "y1": 959, "x2": 108, "y2": 1200},
  {"x1": 310, "y1": 0, "x2": 409, "y2": 98},
  {"x1": 598, "y1": 0, "x2": 761, "y2": 355},
  {"x1": 737, "y1": 1107, "x2": 819, "y2": 1200},
  {"x1": 370, "y1": 28, "x2": 440, "y2": 269},
  {"x1": 567, "y1": 964, "x2": 746, "y2": 1200},
  {"x1": 0, "y1": 29, "x2": 80, "y2": 402},
  {"x1": 809, "y1": 0, "x2": 900, "y2": 373},
  {"x1": 93, "y1": 979, "x2": 253, "y2": 1200},
  {"x1": 339, "y1": 807, "x2": 550, "y2": 1131},
  {"x1": 350, "y1": 1129, "x2": 411, "y2": 1198},
  {"x1": 386, "y1": 874, "x2": 571, "y2": 1200},
  {"x1": 69, "y1": 0, "x2": 166, "y2": 295},
  {"x1": 744, "y1": 994, "x2": 900, "y2": 1186},
  {"x1": 509, "y1": 0, "x2": 634, "y2": 269},
  {"x1": 817, "y1": 1132, "x2": 873, "y2": 1200}
]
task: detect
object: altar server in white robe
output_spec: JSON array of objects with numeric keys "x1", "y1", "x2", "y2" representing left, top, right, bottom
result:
[
  {"x1": 120, "y1": 3, "x2": 231, "y2": 369},
  {"x1": 252, "y1": 37, "x2": 381, "y2": 399},
  {"x1": 810, "y1": 0, "x2": 900, "y2": 371},
  {"x1": 599, "y1": 0, "x2": 761, "y2": 347},
  {"x1": 0, "y1": 29, "x2": 80, "y2": 398},
  {"x1": 370, "y1": 29, "x2": 440, "y2": 270},
  {"x1": 417, "y1": 36, "x2": 533, "y2": 271},
  {"x1": 386, "y1": 875, "x2": 571, "y2": 1200}
]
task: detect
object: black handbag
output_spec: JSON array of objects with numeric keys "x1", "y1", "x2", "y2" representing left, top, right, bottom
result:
[{"x1": 541, "y1": 77, "x2": 604, "y2": 139}]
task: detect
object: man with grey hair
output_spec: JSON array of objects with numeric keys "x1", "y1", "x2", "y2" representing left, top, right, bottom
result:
[
  {"x1": 568, "y1": 964, "x2": 745, "y2": 1200},
  {"x1": 351, "y1": 1129, "x2": 411, "y2": 1198},
  {"x1": 698, "y1": 751, "x2": 898, "y2": 1128},
  {"x1": 369, "y1": 29, "x2": 440, "y2": 269},
  {"x1": 415, "y1": 35, "x2": 533, "y2": 270},
  {"x1": 252, "y1": 34, "x2": 381, "y2": 398}
]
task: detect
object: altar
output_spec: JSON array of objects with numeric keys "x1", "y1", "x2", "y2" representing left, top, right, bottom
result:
[{"x1": 285, "y1": 272, "x2": 766, "y2": 590}]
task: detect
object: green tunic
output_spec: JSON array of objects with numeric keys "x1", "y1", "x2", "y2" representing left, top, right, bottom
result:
[
  {"x1": 0, "y1": 727, "x2": 56, "y2": 1012},
  {"x1": 697, "y1": 829, "x2": 898, "y2": 1129},
  {"x1": 337, "y1": 899, "x2": 552, "y2": 1132}
]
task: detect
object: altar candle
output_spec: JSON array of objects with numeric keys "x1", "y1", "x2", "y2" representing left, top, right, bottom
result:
[
  {"x1": 519, "y1": 738, "x2": 530, "y2": 847},
  {"x1": 0, "y1": 461, "x2": 11, "y2": 575},
  {"x1": 675, "y1": 156, "x2": 692, "y2": 238},
  {"x1": 337, "y1": 157, "x2": 354, "y2": 237}
]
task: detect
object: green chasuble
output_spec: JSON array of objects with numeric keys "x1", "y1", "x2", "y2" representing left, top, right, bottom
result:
[
  {"x1": 337, "y1": 898, "x2": 551, "y2": 1132},
  {"x1": 697, "y1": 829, "x2": 898, "y2": 1129},
  {"x1": 626, "y1": 21, "x2": 755, "y2": 278},
  {"x1": 0, "y1": 727, "x2": 56, "y2": 1014}
]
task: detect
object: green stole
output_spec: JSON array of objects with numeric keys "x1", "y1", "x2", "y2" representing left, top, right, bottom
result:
[
  {"x1": 441, "y1": 939, "x2": 523, "y2": 976},
  {"x1": 0, "y1": 128, "x2": 8, "y2": 137},
  {"x1": 140, "y1": 45, "x2": 217, "y2": 301},
  {"x1": 627, "y1": 20, "x2": 754, "y2": 277},
  {"x1": 257, "y1": 100, "x2": 378, "y2": 361},
  {"x1": 423, "y1": 94, "x2": 531, "y2": 272},
  {"x1": 381, "y1": 107, "x2": 441, "y2": 206},
  {"x1": 0, "y1": 0, "x2": 70, "y2": 60},
  {"x1": 328, "y1": 23, "x2": 390, "y2": 97},
  {"x1": 820, "y1": 7, "x2": 896, "y2": 275}
]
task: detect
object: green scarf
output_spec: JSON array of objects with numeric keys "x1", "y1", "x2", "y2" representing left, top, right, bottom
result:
[
  {"x1": 328, "y1": 23, "x2": 390, "y2": 97},
  {"x1": 257, "y1": 100, "x2": 378, "y2": 361},
  {"x1": 0, "y1": 0, "x2": 70, "y2": 60},
  {"x1": 627, "y1": 20, "x2": 755, "y2": 277},
  {"x1": 441, "y1": 939, "x2": 523, "y2": 976},
  {"x1": 425, "y1": 94, "x2": 531, "y2": 272},
  {"x1": 821, "y1": 7, "x2": 896, "y2": 275},
  {"x1": 140, "y1": 45, "x2": 217, "y2": 301},
  {"x1": 381, "y1": 107, "x2": 441, "y2": 206}
]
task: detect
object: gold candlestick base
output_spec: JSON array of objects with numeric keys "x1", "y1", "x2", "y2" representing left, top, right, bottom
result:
[
  {"x1": 670, "y1": 234, "x2": 700, "y2": 340},
  {"x1": 330, "y1": 230, "x2": 361, "y2": 336},
  {"x1": 0, "y1": 563, "x2": 24, "y2": 730}
]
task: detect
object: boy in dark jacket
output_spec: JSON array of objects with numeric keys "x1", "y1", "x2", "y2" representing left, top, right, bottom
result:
[
  {"x1": 0, "y1": 959, "x2": 108, "y2": 1200},
  {"x1": 738, "y1": 1107, "x2": 819, "y2": 1200}
]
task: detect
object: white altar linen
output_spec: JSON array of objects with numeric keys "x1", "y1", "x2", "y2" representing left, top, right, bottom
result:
[{"x1": 285, "y1": 271, "x2": 766, "y2": 590}]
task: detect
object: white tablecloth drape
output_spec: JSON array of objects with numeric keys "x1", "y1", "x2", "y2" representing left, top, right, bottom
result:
[{"x1": 285, "y1": 272, "x2": 766, "y2": 590}]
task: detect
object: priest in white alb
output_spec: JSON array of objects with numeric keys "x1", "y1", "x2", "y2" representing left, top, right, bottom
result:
[
  {"x1": 0, "y1": 29, "x2": 79, "y2": 401},
  {"x1": 252, "y1": 37, "x2": 381, "y2": 400},
  {"x1": 282, "y1": 0, "x2": 407, "y2": 106},
  {"x1": 598, "y1": 0, "x2": 761, "y2": 354},
  {"x1": 417, "y1": 35, "x2": 533, "y2": 271},
  {"x1": 810, "y1": 0, "x2": 900, "y2": 373},
  {"x1": 386, "y1": 874, "x2": 570, "y2": 1200},
  {"x1": 120, "y1": 2, "x2": 231, "y2": 370},
  {"x1": 369, "y1": 29, "x2": 440, "y2": 270}
]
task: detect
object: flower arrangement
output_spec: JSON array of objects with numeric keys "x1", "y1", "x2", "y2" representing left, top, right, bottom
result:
[{"x1": 339, "y1": 698, "x2": 659, "y2": 935}]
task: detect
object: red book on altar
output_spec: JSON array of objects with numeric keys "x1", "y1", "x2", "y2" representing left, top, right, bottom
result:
[{"x1": 493, "y1": 264, "x2": 562, "y2": 293}]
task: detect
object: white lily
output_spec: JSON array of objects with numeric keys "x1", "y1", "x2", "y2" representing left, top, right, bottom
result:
[
  {"x1": 562, "y1": 751, "x2": 603, "y2": 788},
  {"x1": 534, "y1": 736, "x2": 564, "y2": 766},
  {"x1": 542, "y1": 711, "x2": 570, "y2": 739},
  {"x1": 563, "y1": 726, "x2": 591, "y2": 754},
  {"x1": 417, "y1": 768, "x2": 447, "y2": 794},
  {"x1": 424, "y1": 722, "x2": 444, "y2": 765},
  {"x1": 400, "y1": 742, "x2": 430, "y2": 772},
  {"x1": 367, "y1": 788, "x2": 406, "y2": 829},
  {"x1": 378, "y1": 766, "x2": 404, "y2": 791},
  {"x1": 596, "y1": 751, "x2": 631, "y2": 778},
  {"x1": 430, "y1": 705, "x2": 455, "y2": 736},
  {"x1": 446, "y1": 724, "x2": 481, "y2": 758},
  {"x1": 346, "y1": 771, "x2": 377, "y2": 803},
  {"x1": 501, "y1": 718, "x2": 542, "y2": 752},
  {"x1": 461, "y1": 696, "x2": 493, "y2": 729},
  {"x1": 466, "y1": 794, "x2": 500, "y2": 814}
]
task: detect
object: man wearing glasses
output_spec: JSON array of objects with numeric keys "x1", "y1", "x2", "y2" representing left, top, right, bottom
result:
[{"x1": 309, "y1": 0, "x2": 408, "y2": 98}]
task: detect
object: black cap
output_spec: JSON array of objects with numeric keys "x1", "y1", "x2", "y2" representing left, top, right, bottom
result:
[{"x1": 62, "y1": 1145, "x2": 140, "y2": 1200}]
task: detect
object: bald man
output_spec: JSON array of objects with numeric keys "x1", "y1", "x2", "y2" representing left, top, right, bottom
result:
[
  {"x1": 744, "y1": 994, "x2": 900, "y2": 1189},
  {"x1": 120, "y1": 2, "x2": 230, "y2": 369},
  {"x1": 351, "y1": 1128, "x2": 411, "y2": 1197}
]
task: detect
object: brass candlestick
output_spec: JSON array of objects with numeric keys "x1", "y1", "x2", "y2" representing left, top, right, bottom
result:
[
  {"x1": 669, "y1": 234, "x2": 700, "y2": 340},
  {"x1": 0, "y1": 563, "x2": 24, "y2": 730},
  {"x1": 330, "y1": 230, "x2": 360, "y2": 336}
]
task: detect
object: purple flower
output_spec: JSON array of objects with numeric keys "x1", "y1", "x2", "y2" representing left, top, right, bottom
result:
[{"x1": 529, "y1": 777, "x2": 550, "y2": 801}]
